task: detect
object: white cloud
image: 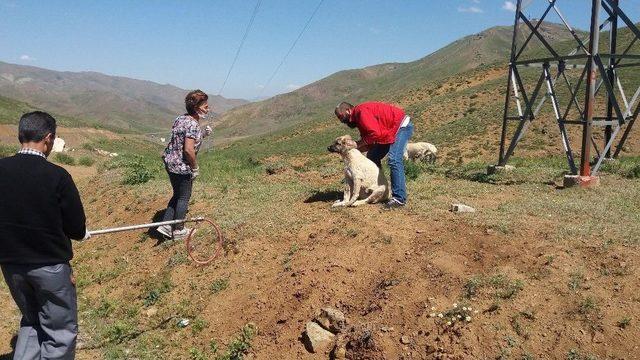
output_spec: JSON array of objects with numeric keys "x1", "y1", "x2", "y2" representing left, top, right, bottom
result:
[
  {"x1": 19, "y1": 54, "x2": 35, "y2": 61},
  {"x1": 457, "y1": 6, "x2": 483, "y2": 13},
  {"x1": 256, "y1": 84, "x2": 265, "y2": 89},
  {"x1": 285, "y1": 84, "x2": 300, "y2": 91},
  {"x1": 502, "y1": 1, "x2": 517, "y2": 12}
]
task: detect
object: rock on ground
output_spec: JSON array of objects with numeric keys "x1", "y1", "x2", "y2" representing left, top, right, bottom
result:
[
  {"x1": 315, "y1": 307, "x2": 346, "y2": 334},
  {"x1": 303, "y1": 321, "x2": 335, "y2": 353}
]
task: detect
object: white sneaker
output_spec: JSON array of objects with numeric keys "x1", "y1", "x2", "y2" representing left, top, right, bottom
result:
[
  {"x1": 172, "y1": 228, "x2": 191, "y2": 240},
  {"x1": 157, "y1": 225, "x2": 172, "y2": 238}
]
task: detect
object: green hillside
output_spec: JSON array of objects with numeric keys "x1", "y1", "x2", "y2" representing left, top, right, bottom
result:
[
  {"x1": 212, "y1": 22, "x2": 585, "y2": 142},
  {"x1": 0, "y1": 94, "x2": 100, "y2": 129}
]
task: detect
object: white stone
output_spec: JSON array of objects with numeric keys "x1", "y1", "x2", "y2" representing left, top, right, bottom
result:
[
  {"x1": 303, "y1": 321, "x2": 335, "y2": 353},
  {"x1": 450, "y1": 204, "x2": 476, "y2": 213},
  {"x1": 52, "y1": 137, "x2": 66, "y2": 152}
]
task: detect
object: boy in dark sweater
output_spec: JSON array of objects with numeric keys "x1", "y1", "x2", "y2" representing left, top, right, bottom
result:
[{"x1": 0, "y1": 111, "x2": 88, "y2": 359}]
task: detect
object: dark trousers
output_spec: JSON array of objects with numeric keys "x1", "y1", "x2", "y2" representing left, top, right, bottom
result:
[
  {"x1": 162, "y1": 171, "x2": 193, "y2": 229},
  {"x1": 1, "y1": 263, "x2": 77, "y2": 360}
]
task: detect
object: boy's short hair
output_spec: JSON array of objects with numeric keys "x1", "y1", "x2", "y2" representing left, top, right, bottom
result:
[{"x1": 18, "y1": 111, "x2": 56, "y2": 143}]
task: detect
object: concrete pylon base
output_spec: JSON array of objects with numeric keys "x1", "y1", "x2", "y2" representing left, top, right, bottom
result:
[
  {"x1": 563, "y1": 175, "x2": 600, "y2": 188},
  {"x1": 487, "y1": 165, "x2": 516, "y2": 175}
]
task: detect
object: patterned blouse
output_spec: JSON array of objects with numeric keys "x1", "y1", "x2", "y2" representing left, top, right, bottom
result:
[{"x1": 163, "y1": 114, "x2": 202, "y2": 174}]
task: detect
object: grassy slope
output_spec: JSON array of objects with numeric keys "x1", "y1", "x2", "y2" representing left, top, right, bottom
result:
[
  {"x1": 3, "y1": 131, "x2": 633, "y2": 359},
  {"x1": 213, "y1": 22, "x2": 585, "y2": 141}
]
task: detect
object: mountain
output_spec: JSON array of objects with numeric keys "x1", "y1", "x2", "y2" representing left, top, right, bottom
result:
[
  {"x1": 0, "y1": 61, "x2": 248, "y2": 132},
  {"x1": 213, "y1": 22, "x2": 586, "y2": 141}
]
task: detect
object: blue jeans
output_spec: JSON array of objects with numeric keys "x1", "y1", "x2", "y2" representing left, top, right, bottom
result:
[{"x1": 367, "y1": 122, "x2": 414, "y2": 203}]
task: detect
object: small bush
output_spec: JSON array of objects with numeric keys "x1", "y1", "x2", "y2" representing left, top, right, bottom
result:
[
  {"x1": 625, "y1": 165, "x2": 640, "y2": 179},
  {"x1": 122, "y1": 166, "x2": 154, "y2": 185},
  {"x1": 143, "y1": 272, "x2": 173, "y2": 306},
  {"x1": 463, "y1": 273, "x2": 524, "y2": 300},
  {"x1": 404, "y1": 160, "x2": 423, "y2": 181},
  {"x1": 617, "y1": 317, "x2": 631, "y2": 329},
  {"x1": 578, "y1": 296, "x2": 597, "y2": 315},
  {"x1": 191, "y1": 317, "x2": 208, "y2": 334},
  {"x1": 0, "y1": 145, "x2": 17, "y2": 159},
  {"x1": 211, "y1": 278, "x2": 229, "y2": 294},
  {"x1": 218, "y1": 323, "x2": 256, "y2": 360},
  {"x1": 101, "y1": 154, "x2": 157, "y2": 185},
  {"x1": 54, "y1": 152, "x2": 75, "y2": 165},
  {"x1": 265, "y1": 161, "x2": 288, "y2": 175},
  {"x1": 568, "y1": 272, "x2": 584, "y2": 291},
  {"x1": 189, "y1": 348, "x2": 207, "y2": 360},
  {"x1": 78, "y1": 156, "x2": 95, "y2": 166},
  {"x1": 103, "y1": 320, "x2": 136, "y2": 343}
]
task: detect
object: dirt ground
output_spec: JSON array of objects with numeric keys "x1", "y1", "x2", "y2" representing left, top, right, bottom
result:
[{"x1": 1, "y1": 165, "x2": 637, "y2": 360}]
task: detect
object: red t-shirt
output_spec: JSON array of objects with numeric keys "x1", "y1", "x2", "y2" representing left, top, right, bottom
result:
[{"x1": 351, "y1": 102, "x2": 406, "y2": 145}]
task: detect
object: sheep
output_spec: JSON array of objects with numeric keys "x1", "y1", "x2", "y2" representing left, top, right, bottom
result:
[{"x1": 403, "y1": 142, "x2": 438, "y2": 163}]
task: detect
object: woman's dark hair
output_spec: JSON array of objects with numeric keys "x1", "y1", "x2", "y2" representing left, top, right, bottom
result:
[
  {"x1": 18, "y1": 111, "x2": 56, "y2": 143},
  {"x1": 185, "y1": 90, "x2": 209, "y2": 116}
]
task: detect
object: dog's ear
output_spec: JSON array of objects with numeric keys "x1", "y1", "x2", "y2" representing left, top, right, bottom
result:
[{"x1": 344, "y1": 137, "x2": 357, "y2": 148}]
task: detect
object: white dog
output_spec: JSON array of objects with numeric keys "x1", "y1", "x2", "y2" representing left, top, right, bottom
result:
[
  {"x1": 328, "y1": 135, "x2": 390, "y2": 207},
  {"x1": 404, "y1": 142, "x2": 437, "y2": 163}
]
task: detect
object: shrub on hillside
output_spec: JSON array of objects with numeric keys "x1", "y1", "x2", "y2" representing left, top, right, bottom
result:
[
  {"x1": 78, "y1": 156, "x2": 95, "y2": 166},
  {"x1": 122, "y1": 166, "x2": 154, "y2": 185},
  {"x1": 0, "y1": 145, "x2": 16, "y2": 159},
  {"x1": 404, "y1": 160, "x2": 422, "y2": 181},
  {"x1": 102, "y1": 154, "x2": 155, "y2": 185},
  {"x1": 54, "y1": 152, "x2": 75, "y2": 165},
  {"x1": 626, "y1": 165, "x2": 640, "y2": 179},
  {"x1": 265, "y1": 161, "x2": 288, "y2": 175}
]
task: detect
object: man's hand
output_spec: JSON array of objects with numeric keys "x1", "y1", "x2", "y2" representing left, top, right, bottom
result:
[
  {"x1": 203, "y1": 125, "x2": 213, "y2": 138},
  {"x1": 191, "y1": 167, "x2": 200, "y2": 180},
  {"x1": 357, "y1": 140, "x2": 371, "y2": 152}
]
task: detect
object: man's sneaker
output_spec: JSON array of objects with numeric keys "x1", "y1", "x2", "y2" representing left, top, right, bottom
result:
[
  {"x1": 157, "y1": 225, "x2": 172, "y2": 238},
  {"x1": 172, "y1": 227, "x2": 191, "y2": 240},
  {"x1": 383, "y1": 198, "x2": 405, "y2": 210}
]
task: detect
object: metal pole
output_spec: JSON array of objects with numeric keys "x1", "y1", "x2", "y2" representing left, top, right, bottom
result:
[
  {"x1": 498, "y1": 0, "x2": 523, "y2": 165},
  {"x1": 580, "y1": 0, "x2": 601, "y2": 176},
  {"x1": 605, "y1": 0, "x2": 618, "y2": 158},
  {"x1": 88, "y1": 217, "x2": 205, "y2": 236}
]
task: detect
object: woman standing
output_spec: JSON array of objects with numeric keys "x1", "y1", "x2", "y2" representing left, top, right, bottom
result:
[{"x1": 157, "y1": 90, "x2": 212, "y2": 240}]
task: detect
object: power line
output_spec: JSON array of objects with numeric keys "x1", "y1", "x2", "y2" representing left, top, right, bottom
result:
[
  {"x1": 261, "y1": 0, "x2": 324, "y2": 94},
  {"x1": 218, "y1": 0, "x2": 262, "y2": 95}
]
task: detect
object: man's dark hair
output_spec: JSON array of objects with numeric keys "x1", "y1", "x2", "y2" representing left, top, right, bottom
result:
[
  {"x1": 185, "y1": 90, "x2": 209, "y2": 116},
  {"x1": 335, "y1": 102, "x2": 354, "y2": 116},
  {"x1": 18, "y1": 111, "x2": 56, "y2": 143}
]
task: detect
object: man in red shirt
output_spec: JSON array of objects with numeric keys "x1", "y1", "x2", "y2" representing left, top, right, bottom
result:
[{"x1": 335, "y1": 101, "x2": 414, "y2": 209}]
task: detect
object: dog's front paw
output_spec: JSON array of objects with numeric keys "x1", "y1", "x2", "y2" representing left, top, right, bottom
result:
[{"x1": 332, "y1": 200, "x2": 345, "y2": 208}]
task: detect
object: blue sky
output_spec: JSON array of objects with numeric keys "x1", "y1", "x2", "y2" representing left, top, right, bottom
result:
[{"x1": 1, "y1": 0, "x2": 640, "y2": 100}]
